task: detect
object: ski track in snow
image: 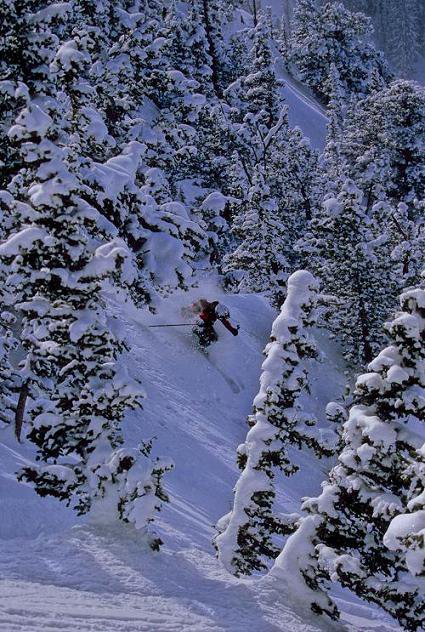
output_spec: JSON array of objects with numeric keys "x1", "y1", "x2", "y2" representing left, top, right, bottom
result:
[
  {"x1": 280, "y1": 68, "x2": 328, "y2": 150},
  {"x1": 0, "y1": 284, "x2": 401, "y2": 632}
]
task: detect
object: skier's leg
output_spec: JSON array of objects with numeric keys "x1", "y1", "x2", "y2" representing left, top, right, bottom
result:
[
  {"x1": 207, "y1": 325, "x2": 218, "y2": 345},
  {"x1": 193, "y1": 322, "x2": 217, "y2": 349},
  {"x1": 193, "y1": 322, "x2": 207, "y2": 349}
]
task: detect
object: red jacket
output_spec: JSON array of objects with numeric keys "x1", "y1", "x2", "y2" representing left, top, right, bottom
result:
[{"x1": 199, "y1": 301, "x2": 238, "y2": 336}]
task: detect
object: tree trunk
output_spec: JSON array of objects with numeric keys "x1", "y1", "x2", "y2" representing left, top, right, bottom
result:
[
  {"x1": 252, "y1": 0, "x2": 258, "y2": 26},
  {"x1": 202, "y1": 0, "x2": 222, "y2": 98},
  {"x1": 15, "y1": 380, "x2": 29, "y2": 443}
]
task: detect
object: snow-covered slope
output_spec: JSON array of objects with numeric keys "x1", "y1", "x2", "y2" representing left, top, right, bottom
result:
[
  {"x1": 0, "y1": 25, "x2": 394, "y2": 628},
  {"x1": 0, "y1": 281, "x2": 400, "y2": 632},
  {"x1": 281, "y1": 68, "x2": 327, "y2": 149},
  {"x1": 233, "y1": 7, "x2": 328, "y2": 148}
]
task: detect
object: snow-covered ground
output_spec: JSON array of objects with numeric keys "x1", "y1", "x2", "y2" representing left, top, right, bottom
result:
[
  {"x1": 283, "y1": 69, "x2": 327, "y2": 149},
  {"x1": 0, "y1": 278, "x2": 401, "y2": 631}
]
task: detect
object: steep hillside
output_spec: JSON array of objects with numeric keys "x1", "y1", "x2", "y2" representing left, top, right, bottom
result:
[
  {"x1": 233, "y1": 7, "x2": 328, "y2": 148},
  {"x1": 1, "y1": 0, "x2": 423, "y2": 629},
  {"x1": 0, "y1": 281, "x2": 400, "y2": 631},
  {"x1": 0, "y1": 38, "x2": 401, "y2": 629}
]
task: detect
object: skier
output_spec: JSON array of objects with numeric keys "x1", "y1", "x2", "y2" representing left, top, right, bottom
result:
[{"x1": 189, "y1": 299, "x2": 239, "y2": 349}]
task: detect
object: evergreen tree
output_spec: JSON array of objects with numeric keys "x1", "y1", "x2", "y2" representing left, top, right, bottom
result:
[
  {"x1": 0, "y1": 310, "x2": 18, "y2": 429},
  {"x1": 88, "y1": 152, "x2": 208, "y2": 303},
  {"x1": 343, "y1": 0, "x2": 424, "y2": 78},
  {"x1": 341, "y1": 80, "x2": 425, "y2": 214},
  {"x1": 223, "y1": 11, "x2": 306, "y2": 291},
  {"x1": 317, "y1": 63, "x2": 347, "y2": 196},
  {"x1": 227, "y1": 22, "x2": 252, "y2": 84},
  {"x1": 151, "y1": 69, "x2": 206, "y2": 182},
  {"x1": 192, "y1": 0, "x2": 229, "y2": 97},
  {"x1": 370, "y1": 199, "x2": 425, "y2": 291},
  {"x1": 215, "y1": 271, "x2": 333, "y2": 575},
  {"x1": 222, "y1": 167, "x2": 289, "y2": 306},
  {"x1": 225, "y1": 9, "x2": 283, "y2": 130},
  {"x1": 51, "y1": 32, "x2": 116, "y2": 163},
  {"x1": 196, "y1": 102, "x2": 238, "y2": 190},
  {"x1": 163, "y1": 1, "x2": 213, "y2": 95},
  {"x1": 299, "y1": 179, "x2": 398, "y2": 366},
  {"x1": 268, "y1": 125, "x2": 319, "y2": 234},
  {"x1": 226, "y1": 9, "x2": 317, "y2": 212},
  {"x1": 0, "y1": 189, "x2": 24, "y2": 429},
  {"x1": 271, "y1": 280, "x2": 425, "y2": 630},
  {"x1": 223, "y1": 10, "x2": 321, "y2": 290},
  {"x1": 0, "y1": 0, "x2": 66, "y2": 186},
  {"x1": 58, "y1": 9, "x2": 209, "y2": 302},
  {"x1": 386, "y1": 0, "x2": 422, "y2": 78},
  {"x1": 290, "y1": 0, "x2": 391, "y2": 102},
  {"x1": 137, "y1": 188, "x2": 208, "y2": 298},
  {"x1": 1, "y1": 95, "x2": 171, "y2": 535},
  {"x1": 192, "y1": 191, "x2": 232, "y2": 264},
  {"x1": 0, "y1": 0, "x2": 64, "y2": 92},
  {"x1": 243, "y1": 7, "x2": 281, "y2": 128},
  {"x1": 96, "y1": 5, "x2": 167, "y2": 146}
]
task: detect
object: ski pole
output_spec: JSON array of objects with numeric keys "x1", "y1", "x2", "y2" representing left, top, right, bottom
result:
[{"x1": 148, "y1": 323, "x2": 194, "y2": 328}]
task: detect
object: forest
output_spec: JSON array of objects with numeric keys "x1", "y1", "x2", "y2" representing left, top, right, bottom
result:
[{"x1": 0, "y1": 1, "x2": 424, "y2": 631}]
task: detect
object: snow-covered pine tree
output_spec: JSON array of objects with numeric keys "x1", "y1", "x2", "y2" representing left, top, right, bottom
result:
[
  {"x1": 276, "y1": 12, "x2": 291, "y2": 68},
  {"x1": 51, "y1": 32, "x2": 116, "y2": 164},
  {"x1": 223, "y1": 120, "x2": 319, "y2": 302},
  {"x1": 222, "y1": 10, "x2": 317, "y2": 293},
  {"x1": 386, "y1": 0, "x2": 422, "y2": 77},
  {"x1": 369, "y1": 199, "x2": 425, "y2": 295},
  {"x1": 243, "y1": 7, "x2": 281, "y2": 128},
  {"x1": 83, "y1": 143, "x2": 208, "y2": 305},
  {"x1": 194, "y1": 148, "x2": 249, "y2": 261},
  {"x1": 346, "y1": 0, "x2": 425, "y2": 79},
  {"x1": 0, "y1": 0, "x2": 59, "y2": 92},
  {"x1": 47, "y1": 26, "x2": 146, "y2": 295},
  {"x1": 137, "y1": 189, "x2": 208, "y2": 298},
  {"x1": 384, "y1": 439, "x2": 425, "y2": 579},
  {"x1": 225, "y1": 8, "x2": 283, "y2": 132},
  {"x1": 194, "y1": 101, "x2": 237, "y2": 194},
  {"x1": 1, "y1": 93, "x2": 171, "y2": 536},
  {"x1": 192, "y1": 191, "x2": 232, "y2": 264},
  {"x1": 67, "y1": 0, "x2": 113, "y2": 55},
  {"x1": 53, "y1": 7, "x2": 208, "y2": 304},
  {"x1": 341, "y1": 80, "x2": 425, "y2": 214},
  {"x1": 222, "y1": 167, "x2": 289, "y2": 307},
  {"x1": 163, "y1": 1, "x2": 213, "y2": 96},
  {"x1": 96, "y1": 4, "x2": 167, "y2": 147},
  {"x1": 192, "y1": 0, "x2": 229, "y2": 97},
  {"x1": 215, "y1": 271, "x2": 333, "y2": 575},
  {"x1": 151, "y1": 70, "x2": 206, "y2": 182},
  {"x1": 289, "y1": 0, "x2": 391, "y2": 102},
  {"x1": 271, "y1": 279, "x2": 425, "y2": 630},
  {"x1": 227, "y1": 20, "x2": 252, "y2": 85},
  {"x1": 268, "y1": 124, "x2": 319, "y2": 244},
  {"x1": 0, "y1": 81, "x2": 29, "y2": 189},
  {"x1": 0, "y1": 189, "x2": 26, "y2": 430},
  {"x1": 299, "y1": 179, "x2": 397, "y2": 366},
  {"x1": 337, "y1": 80, "x2": 425, "y2": 294},
  {"x1": 0, "y1": 0, "x2": 67, "y2": 186},
  {"x1": 317, "y1": 63, "x2": 347, "y2": 197}
]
